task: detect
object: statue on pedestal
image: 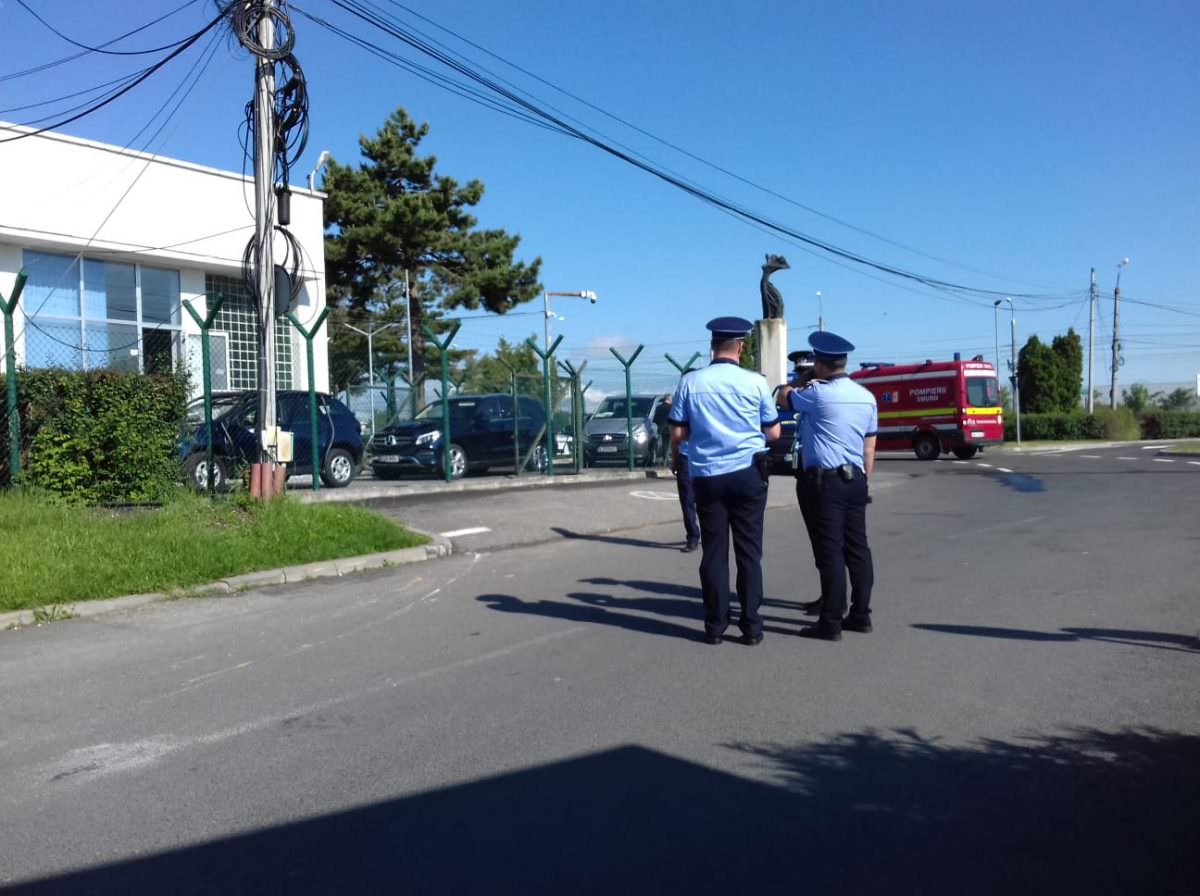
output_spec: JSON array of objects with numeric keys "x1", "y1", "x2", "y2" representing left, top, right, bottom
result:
[{"x1": 759, "y1": 254, "x2": 790, "y2": 320}]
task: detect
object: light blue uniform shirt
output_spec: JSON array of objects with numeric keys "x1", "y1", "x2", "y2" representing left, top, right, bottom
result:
[
  {"x1": 788, "y1": 374, "x2": 878, "y2": 471},
  {"x1": 669, "y1": 360, "x2": 778, "y2": 477}
]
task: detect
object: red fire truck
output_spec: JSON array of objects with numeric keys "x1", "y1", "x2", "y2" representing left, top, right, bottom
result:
[{"x1": 850, "y1": 355, "x2": 1003, "y2": 460}]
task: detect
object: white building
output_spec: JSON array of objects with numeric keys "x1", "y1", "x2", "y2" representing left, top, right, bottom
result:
[{"x1": 0, "y1": 122, "x2": 328, "y2": 395}]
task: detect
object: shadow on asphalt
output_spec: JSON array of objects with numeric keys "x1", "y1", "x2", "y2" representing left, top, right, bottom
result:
[
  {"x1": 552, "y1": 526, "x2": 683, "y2": 551},
  {"x1": 913, "y1": 624, "x2": 1199, "y2": 653},
  {"x1": 13, "y1": 729, "x2": 1197, "y2": 895}
]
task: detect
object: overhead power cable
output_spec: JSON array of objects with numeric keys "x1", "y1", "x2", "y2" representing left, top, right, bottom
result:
[
  {"x1": 15, "y1": 0, "x2": 207, "y2": 56},
  {"x1": 377, "y1": 0, "x2": 1067, "y2": 291},
  {"x1": 321, "y1": 0, "x2": 1081, "y2": 305},
  {"x1": 0, "y1": 9, "x2": 226, "y2": 144}
]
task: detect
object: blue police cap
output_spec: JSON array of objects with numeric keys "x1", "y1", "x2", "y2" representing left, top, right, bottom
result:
[
  {"x1": 788, "y1": 349, "x2": 815, "y2": 366},
  {"x1": 707, "y1": 317, "x2": 754, "y2": 341},
  {"x1": 808, "y1": 330, "x2": 855, "y2": 360},
  {"x1": 706, "y1": 316, "x2": 753, "y2": 340}
]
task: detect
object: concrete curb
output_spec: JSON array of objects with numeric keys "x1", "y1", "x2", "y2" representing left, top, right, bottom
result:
[
  {"x1": 296, "y1": 468, "x2": 670, "y2": 503},
  {"x1": 0, "y1": 531, "x2": 452, "y2": 631}
]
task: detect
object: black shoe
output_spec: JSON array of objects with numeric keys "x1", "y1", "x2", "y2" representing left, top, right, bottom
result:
[
  {"x1": 843, "y1": 617, "x2": 873, "y2": 633},
  {"x1": 704, "y1": 633, "x2": 723, "y2": 645},
  {"x1": 742, "y1": 633, "x2": 764, "y2": 646},
  {"x1": 799, "y1": 625, "x2": 842, "y2": 642},
  {"x1": 800, "y1": 598, "x2": 824, "y2": 615},
  {"x1": 681, "y1": 540, "x2": 700, "y2": 553}
]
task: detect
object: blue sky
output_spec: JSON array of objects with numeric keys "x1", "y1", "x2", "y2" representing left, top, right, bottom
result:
[{"x1": 2, "y1": 0, "x2": 1197, "y2": 396}]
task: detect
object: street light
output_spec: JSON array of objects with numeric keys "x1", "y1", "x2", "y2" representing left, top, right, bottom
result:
[
  {"x1": 544, "y1": 290, "x2": 597, "y2": 355},
  {"x1": 815, "y1": 291, "x2": 824, "y2": 331},
  {"x1": 344, "y1": 320, "x2": 400, "y2": 439},
  {"x1": 1004, "y1": 297, "x2": 1021, "y2": 446},
  {"x1": 992, "y1": 299, "x2": 1002, "y2": 381}
]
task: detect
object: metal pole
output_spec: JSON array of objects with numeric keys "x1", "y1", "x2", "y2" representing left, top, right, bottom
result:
[
  {"x1": 185, "y1": 292, "x2": 226, "y2": 497},
  {"x1": 288, "y1": 310, "x2": 329, "y2": 491},
  {"x1": 609, "y1": 345, "x2": 644, "y2": 471},
  {"x1": 543, "y1": 291, "x2": 551, "y2": 358},
  {"x1": 1110, "y1": 261, "x2": 1126, "y2": 409},
  {"x1": 1088, "y1": 268, "x2": 1096, "y2": 413},
  {"x1": 1010, "y1": 306, "x2": 1021, "y2": 445},
  {"x1": 992, "y1": 302, "x2": 1000, "y2": 388},
  {"x1": 404, "y1": 269, "x2": 414, "y2": 412},
  {"x1": 2, "y1": 272, "x2": 27, "y2": 484},
  {"x1": 526, "y1": 335, "x2": 562, "y2": 477},
  {"x1": 252, "y1": 0, "x2": 278, "y2": 497}
]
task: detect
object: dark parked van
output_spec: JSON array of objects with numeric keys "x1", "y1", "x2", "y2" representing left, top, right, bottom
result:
[
  {"x1": 371, "y1": 394, "x2": 548, "y2": 480},
  {"x1": 181, "y1": 391, "x2": 364, "y2": 491}
]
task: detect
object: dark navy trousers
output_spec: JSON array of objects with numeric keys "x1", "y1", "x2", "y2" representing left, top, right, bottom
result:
[
  {"x1": 693, "y1": 464, "x2": 768, "y2": 638},
  {"x1": 800, "y1": 472, "x2": 874, "y2": 631},
  {"x1": 675, "y1": 455, "x2": 700, "y2": 544}
]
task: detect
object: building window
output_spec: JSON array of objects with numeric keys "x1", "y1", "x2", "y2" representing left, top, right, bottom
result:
[
  {"x1": 21, "y1": 250, "x2": 181, "y2": 375},
  {"x1": 205, "y1": 274, "x2": 293, "y2": 392}
]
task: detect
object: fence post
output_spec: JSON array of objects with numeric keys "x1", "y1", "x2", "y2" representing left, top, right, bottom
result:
[
  {"x1": 498, "y1": 360, "x2": 522, "y2": 477},
  {"x1": 558, "y1": 359, "x2": 586, "y2": 474},
  {"x1": 665, "y1": 352, "x2": 701, "y2": 376},
  {"x1": 425, "y1": 323, "x2": 461, "y2": 482},
  {"x1": 183, "y1": 291, "x2": 228, "y2": 497},
  {"x1": 287, "y1": 309, "x2": 330, "y2": 492},
  {"x1": 609, "y1": 345, "x2": 645, "y2": 471},
  {"x1": 526, "y1": 335, "x2": 563, "y2": 477},
  {"x1": 1, "y1": 272, "x2": 26, "y2": 486}
]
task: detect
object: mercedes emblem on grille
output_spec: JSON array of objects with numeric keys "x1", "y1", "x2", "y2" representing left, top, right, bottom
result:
[
  {"x1": 386, "y1": 434, "x2": 396, "y2": 446},
  {"x1": 603, "y1": 434, "x2": 612, "y2": 442}
]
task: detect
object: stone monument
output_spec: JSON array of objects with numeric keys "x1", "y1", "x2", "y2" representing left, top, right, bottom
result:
[{"x1": 755, "y1": 254, "x2": 789, "y2": 390}]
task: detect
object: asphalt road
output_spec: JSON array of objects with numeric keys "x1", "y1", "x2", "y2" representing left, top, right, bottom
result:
[{"x1": 1, "y1": 445, "x2": 1197, "y2": 894}]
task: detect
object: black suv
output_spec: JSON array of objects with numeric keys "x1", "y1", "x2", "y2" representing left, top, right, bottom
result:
[
  {"x1": 180, "y1": 390, "x2": 364, "y2": 490},
  {"x1": 371, "y1": 394, "x2": 548, "y2": 480}
]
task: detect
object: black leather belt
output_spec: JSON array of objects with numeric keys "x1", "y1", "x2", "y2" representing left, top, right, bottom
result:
[{"x1": 804, "y1": 464, "x2": 861, "y2": 482}]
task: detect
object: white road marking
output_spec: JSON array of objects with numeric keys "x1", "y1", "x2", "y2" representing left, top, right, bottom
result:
[
  {"x1": 439, "y1": 526, "x2": 491, "y2": 538},
  {"x1": 1189, "y1": 461, "x2": 1200, "y2": 467},
  {"x1": 1141, "y1": 445, "x2": 1167, "y2": 451},
  {"x1": 952, "y1": 461, "x2": 967, "y2": 465},
  {"x1": 629, "y1": 490, "x2": 676, "y2": 501},
  {"x1": 1152, "y1": 458, "x2": 1175, "y2": 463},
  {"x1": 975, "y1": 463, "x2": 993, "y2": 468},
  {"x1": 1117, "y1": 457, "x2": 1137, "y2": 461},
  {"x1": 1080, "y1": 454, "x2": 1101, "y2": 459},
  {"x1": 996, "y1": 467, "x2": 1013, "y2": 473}
]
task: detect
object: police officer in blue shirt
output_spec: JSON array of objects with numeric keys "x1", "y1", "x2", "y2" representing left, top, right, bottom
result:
[
  {"x1": 783, "y1": 349, "x2": 825, "y2": 614},
  {"x1": 668, "y1": 317, "x2": 781, "y2": 645},
  {"x1": 777, "y1": 331, "x2": 878, "y2": 641}
]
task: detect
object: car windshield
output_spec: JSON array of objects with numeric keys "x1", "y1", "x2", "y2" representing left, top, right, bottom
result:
[
  {"x1": 186, "y1": 394, "x2": 242, "y2": 426},
  {"x1": 966, "y1": 377, "x2": 999, "y2": 408},
  {"x1": 593, "y1": 397, "x2": 655, "y2": 419},
  {"x1": 415, "y1": 399, "x2": 483, "y2": 423}
]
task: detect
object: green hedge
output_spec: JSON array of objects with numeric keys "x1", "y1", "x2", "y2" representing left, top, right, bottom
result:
[
  {"x1": 1138, "y1": 411, "x2": 1200, "y2": 440},
  {"x1": 1, "y1": 368, "x2": 188, "y2": 503},
  {"x1": 1002, "y1": 407, "x2": 1200, "y2": 442}
]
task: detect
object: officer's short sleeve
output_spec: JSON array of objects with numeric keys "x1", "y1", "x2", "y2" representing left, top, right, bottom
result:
[
  {"x1": 789, "y1": 386, "x2": 816, "y2": 415},
  {"x1": 866, "y1": 394, "x2": 878, "y2": 437},
  {"x1": 668, "y1": 380, "x2": 688, "y2": 425},
  {"x1": 758, "y1": 380, "x2": 779, "y2": 426}
]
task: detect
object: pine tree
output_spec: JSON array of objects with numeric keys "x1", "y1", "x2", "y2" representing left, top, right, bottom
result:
[{"x1": 323, "y1": 108, "x2": 542, "y2": 385}]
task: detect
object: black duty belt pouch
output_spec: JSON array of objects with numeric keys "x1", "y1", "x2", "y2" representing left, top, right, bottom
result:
[
  {"x1": 836, "y1": 463, "x2": 856, "y2": 483},
  {"x1": 753, "y1": 451, "x2": 772, "y2": 484}
]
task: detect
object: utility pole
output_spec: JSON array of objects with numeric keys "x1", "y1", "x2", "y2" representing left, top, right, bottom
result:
[
  {"x1": 252, "y1": 0, "x2": 278, "y2": 497},
  {"x1": 1110, "y1": 259, "x2": 1128, "y2": 409},
  {"x1": 1087, "y1": 268, "x2": 1096, "y2": 413},
  {"x1": 404, "y1": 269, "x2": 415, "y2": 409}
]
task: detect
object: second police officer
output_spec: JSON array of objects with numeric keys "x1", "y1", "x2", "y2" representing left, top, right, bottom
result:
[
  {"x1": 668, "y1": 317, "x2": 780, "y2": 645},
  {"x1": 777, "y1": 331, "x2": 878, "y2": 642}
]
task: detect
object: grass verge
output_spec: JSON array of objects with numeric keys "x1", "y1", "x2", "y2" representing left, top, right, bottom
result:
[
  {"x1": 1162, "y1": 440, "x2": 1200, "y2": 454},
  {"x1": 0, "y1": 491, "x2": 428, "y2": 612}
]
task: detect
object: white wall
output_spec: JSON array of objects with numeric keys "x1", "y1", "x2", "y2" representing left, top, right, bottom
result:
[{"x1": 0, "y1": 122, "x2": 328, "y2": 390}]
